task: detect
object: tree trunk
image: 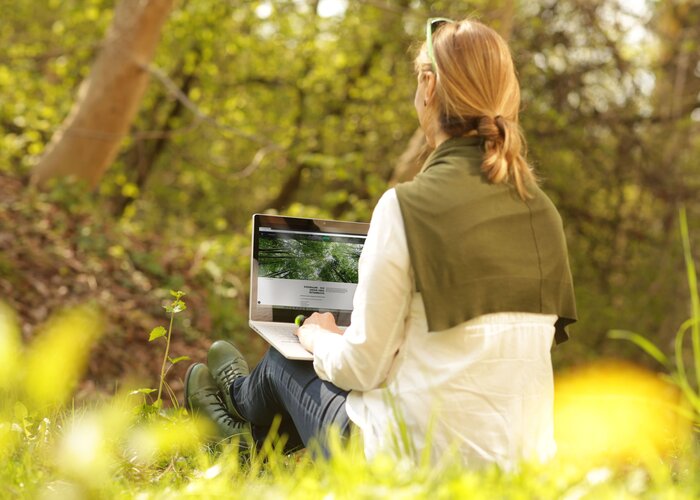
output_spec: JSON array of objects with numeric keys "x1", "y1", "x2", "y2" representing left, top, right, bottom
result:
[
  {"x1": 113, "y1": 49, "x2": 200, "y2": 217},
  {"x1": 32, "y1": 0, "x2": 174, "y2": 188}
]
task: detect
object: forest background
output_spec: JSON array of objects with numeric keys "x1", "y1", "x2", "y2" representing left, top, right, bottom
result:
[{"x1": 0, "y1": 0, "x2": 699, "y2": 400}]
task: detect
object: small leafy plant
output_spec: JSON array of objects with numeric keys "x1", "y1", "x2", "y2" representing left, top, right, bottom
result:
[{"x1": 134, "y1": 290, "x2": 190, "y2": 410}]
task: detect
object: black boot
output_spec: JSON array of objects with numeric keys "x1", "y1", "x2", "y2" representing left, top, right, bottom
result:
[
  {"x1": 207, "y1": 340, "x2": 249, "y2": 420},
  {"x1": 184, "y1": 362, "x2": 249, "y2": 441}
]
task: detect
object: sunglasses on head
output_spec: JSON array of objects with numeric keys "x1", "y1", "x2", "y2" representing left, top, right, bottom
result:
[{"x1": 426, "y1": 17, "x2": 455, "y2": 72}]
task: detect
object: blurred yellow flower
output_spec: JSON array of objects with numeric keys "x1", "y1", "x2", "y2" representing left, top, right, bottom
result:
[
  {"x1": 0, "y1": 301, "x2": 21, "y2": 388},
  {"x1": 24, "y1": 304, "x2": 104, "y2": 409},
  {"x1": 125, "y1": 416, "x2": 211, "y2": 466},
  {"x1": 554, "y1": 361, "x2": 692, "y2": 465}
]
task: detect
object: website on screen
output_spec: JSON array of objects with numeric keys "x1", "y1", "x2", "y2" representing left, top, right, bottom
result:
[{"x1": 256, "y1": 228, "x2": 365, "y2": 311}]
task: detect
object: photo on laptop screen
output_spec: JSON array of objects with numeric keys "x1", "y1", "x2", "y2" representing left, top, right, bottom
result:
[
  {"x1": 257, "y1": 229, "x2": 362, "y2": 312},
  {"x1": 249, "y1": 214, "x2": 369, "y2": 359}
]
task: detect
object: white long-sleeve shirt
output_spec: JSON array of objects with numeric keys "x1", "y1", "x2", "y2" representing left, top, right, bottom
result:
[{"x1": 299, "y1": 189, "x2": 557, "y2": 468}]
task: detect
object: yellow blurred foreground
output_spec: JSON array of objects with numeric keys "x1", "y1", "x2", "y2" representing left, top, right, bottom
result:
[
  {"x1": 0, "y1": 300, "x2": 214, "y2": 489},
  {"x1": 0, "y1": 301, "x2": 696, "y2": 492},
  {"x1": 0, "y1": 300, "x2": 103, "y2": 408},
  {"x1": 554, "y1": 360, "x2": 693, "y2": 466}
]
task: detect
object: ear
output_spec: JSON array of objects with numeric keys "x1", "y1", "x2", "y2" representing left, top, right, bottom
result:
[{"x1": 424, "y1": 71, "x2": 437, "y2": 105}]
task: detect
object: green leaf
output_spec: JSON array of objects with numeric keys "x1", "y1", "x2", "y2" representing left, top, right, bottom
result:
[
  {"x1": 153, "y1": 399, "x2": 163, "y2": 410},
  {"x1": 170, "y1": 290, "x2": 186, "y2": 299},
  {"x1": 607, "y1": 329, "x2": 669, "y2": 366},
  {"x1": 149, "y1": 326, "x2": 167, "y2": 341},
  {"x1": 172, "y1": 301, "x2": 187, "y2": 313},
  {"x1": 129, "y1": 388, "x2": 156, "y2": 396},
  {"x1": 168, "y1": 355, "x2": 190, "y2": 365}
]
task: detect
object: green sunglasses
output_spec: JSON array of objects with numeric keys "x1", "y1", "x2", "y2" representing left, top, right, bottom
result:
[{"x1": 426, "y1": 17, "x2": 454, "y2": 72}]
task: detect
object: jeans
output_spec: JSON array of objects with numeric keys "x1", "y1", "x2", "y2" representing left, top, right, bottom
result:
[{"x1": 231, "y1": 347, "x2": 351, "y2": 454}]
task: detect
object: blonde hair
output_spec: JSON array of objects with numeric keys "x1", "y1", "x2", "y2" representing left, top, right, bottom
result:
[{"x1": 415, "y1": 19, "x2": 535, "y2": 199}]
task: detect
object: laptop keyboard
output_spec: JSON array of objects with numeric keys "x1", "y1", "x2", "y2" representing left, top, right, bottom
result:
[
  {"x1": 257, "y1": 322, "x2": 347, "y2": 334},
  {"x1": 262, "y1": 323, "x2": 297, "y2": 335}
]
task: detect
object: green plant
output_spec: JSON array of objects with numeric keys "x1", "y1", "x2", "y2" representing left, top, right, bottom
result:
[
  {"x1": 608, "y1": 207, "x2": 700, "y2": 422},
  {"x1": 136, "y1": 290, "x2": 190, "y2": 410}
]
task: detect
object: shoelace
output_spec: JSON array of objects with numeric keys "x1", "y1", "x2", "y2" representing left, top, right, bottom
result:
[
  {"x1": 217, "y1": 363, "x2": 245, "y2": 391},
  {"x1": 199, "y1": 386, "x2": 238, "y2": 425}
]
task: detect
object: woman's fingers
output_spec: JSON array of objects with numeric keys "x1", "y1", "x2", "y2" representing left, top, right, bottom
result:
[{"x1": 302, "y1": 312, "x2": 341, "y2": 333}]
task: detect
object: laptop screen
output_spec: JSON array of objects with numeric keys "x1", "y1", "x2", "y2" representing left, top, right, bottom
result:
[{"x1": 250, "y1": 214, "x2": 369, "y2": 325}]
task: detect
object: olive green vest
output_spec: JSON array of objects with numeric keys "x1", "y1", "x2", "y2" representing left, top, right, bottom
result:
[{"x1": 395, "y1": 136, "x2": 577, "y2": 344}]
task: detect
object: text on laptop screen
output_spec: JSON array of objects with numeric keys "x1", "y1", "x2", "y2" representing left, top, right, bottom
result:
[{"x1": 257, "y1": 227, "x2": 365, "y2": 312}]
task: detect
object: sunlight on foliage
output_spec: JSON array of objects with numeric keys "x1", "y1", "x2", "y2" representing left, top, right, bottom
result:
[{"x1": 55, "y1": 412, "x2": 115, "y2": 487}]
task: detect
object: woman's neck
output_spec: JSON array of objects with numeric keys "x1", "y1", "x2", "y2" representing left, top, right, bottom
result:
[{"x1": 433, "y1": 129, "x2": 451, "y2": 148}]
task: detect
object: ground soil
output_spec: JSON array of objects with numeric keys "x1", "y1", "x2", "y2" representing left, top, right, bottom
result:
[{"x1": 0, "y1": 173, "x2": 254, "y2": 404}]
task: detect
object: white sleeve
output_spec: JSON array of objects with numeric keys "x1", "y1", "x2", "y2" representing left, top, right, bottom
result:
[{"x1": 310, "y1": 188, "x2": 412, "y2": 391}]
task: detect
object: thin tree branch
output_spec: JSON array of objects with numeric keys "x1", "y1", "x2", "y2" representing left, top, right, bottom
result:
[
  {"x1": 137, "y1": 61, "x2": 283, "y2": 149},
  {"x1": 171, "y1": 140, "x2": 283, "y2": 182},
  {"x1": 232, "y1": 144, "x2": 281, "y2": 179}
]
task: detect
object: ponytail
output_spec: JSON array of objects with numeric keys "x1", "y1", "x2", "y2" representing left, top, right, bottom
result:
[{"x1": 477, "y1": 115, "x2": 533, "y2": 200}]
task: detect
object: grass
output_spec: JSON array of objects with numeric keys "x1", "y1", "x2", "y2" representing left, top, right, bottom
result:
[
  {"x1": 1, "y1": 397, "x2": 698, "y2": 499},
  {"x1": 1, "y1": 305, "x2": 698, "y2": 498}
]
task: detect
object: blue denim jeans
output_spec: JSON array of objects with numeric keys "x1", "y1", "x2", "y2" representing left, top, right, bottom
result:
[{"x1": 231, "y1": 347, "x2": 351, "y2": 454}]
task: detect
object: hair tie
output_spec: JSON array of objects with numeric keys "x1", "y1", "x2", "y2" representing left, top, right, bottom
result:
[{"x1": 494, "y1": 115, "x2": 506, "y2": 137}]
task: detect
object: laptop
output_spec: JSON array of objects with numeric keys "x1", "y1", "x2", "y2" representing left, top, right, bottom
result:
[{"x1": 249, "y1": 214, "x2": 369, "y2": 360}]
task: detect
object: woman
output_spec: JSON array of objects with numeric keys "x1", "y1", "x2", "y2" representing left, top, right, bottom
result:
[{"x1": 185, "y1": 17, "x2": 576, "y2": 469}]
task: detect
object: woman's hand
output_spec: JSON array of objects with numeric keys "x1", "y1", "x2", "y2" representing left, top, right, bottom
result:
[
  {"x1": 301, "y1": 312, "x2": 342, "y2": 333},
  {"x1": 295, "y1": 312, "x2": 342, "y2": 353}
]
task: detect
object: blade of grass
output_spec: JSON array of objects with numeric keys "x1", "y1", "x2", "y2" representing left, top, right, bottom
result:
[
  {"x1": 679, "y1": 207, "x2": 700, "y2": 391},
  {"x1": 163, "y1": 381, "x2": 179, "y2": 410},
  {"x1": 674, "y1": 317, "x2": 700, "y2": 411},
  {"x1": 607, "y1": 329, "x2": 669, "y2": 367}
]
